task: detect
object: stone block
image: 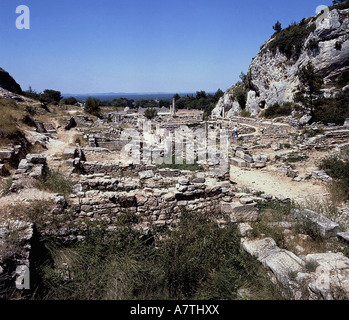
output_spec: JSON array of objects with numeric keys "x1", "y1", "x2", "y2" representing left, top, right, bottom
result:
[
  {"x1": 291, "y1": 209, "x2": 340, "y2": 238},
  {"x1": 222, "y1": 202, "x2": 259, "y2": 222},
  {"x1": 26, "y1": 154, "x2": 47, "y2": 164},
  {"x1": 235, "y1": 150, "x2": 245, "y2": 160},
  {"x1": 244, "y1": 153, "x2": 253, "y2": 163},
  {"x1": 139, "y1": 170, "x2": 154, "y2": 179},
  {"x1": 0, "y1": 150, "x2": 14, "y2": 161},
  {"x1": 63, "y1": 147, "x2": 78, "y2": 159},
  {"x1": 337, "y1": 231, "x2": 349, "y2": 243},
  {"x1": 231, "y1": 158, "x2": 246, "y2": 168}
]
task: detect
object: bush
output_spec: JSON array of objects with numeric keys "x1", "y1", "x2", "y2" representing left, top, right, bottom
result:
[
  {"x1": 84, "y1": 97, "x2": 101, "y2": 116},
  {"x1": 62, "y1": 97, "x2": 79, "y2": 105},
  {"x1": 266, "y1": 19, "x2": 316, "y2": 60},
  {"x1": 336, "y1": 70, "x2": 349, "y2": 88},
  {"x1": 234, "y1": 85, "x2": 247, "y2": 109},
  {"x1": 311, "y1": 89, "x2": 349, "y2": 125},
  {"x1": 264, "y1": 102, "x2": 293, "y2": 118},
  {"x1": 35, "y1": 170, "x2": 73, "y2": 196},
  {"x1": 40, "y1": 89, "x2": 63, "y2": 105},
  {"x1": 144, "y1": 108, "x2": 158, "y2": 120},
  {"x1": 319, "y1": 156, "x2": 349, "y2": 200}
]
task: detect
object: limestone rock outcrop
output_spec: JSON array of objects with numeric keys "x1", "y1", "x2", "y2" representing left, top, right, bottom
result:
[{"x1": 213, "y1": 6, "x2": 349, "y2": 118}]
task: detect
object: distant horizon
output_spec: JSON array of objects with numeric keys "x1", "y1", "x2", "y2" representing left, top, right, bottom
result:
[
  {"x1": 1, "y1": 0, "x2": 333, "y2": 94},
  {"x1": 61, "y1": 91, "x2": 218, "y2": 101}
]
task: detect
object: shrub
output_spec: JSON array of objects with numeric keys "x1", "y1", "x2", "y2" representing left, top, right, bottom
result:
[
  {"x1": 266, "y1": 19, "x2": 316, "y2": 60},
  {"x1": 35, "y1": 170, "x2": 73, "y2": 196},
  {"x1": 240, "y1": 110, "x2": 251, "y2": 117},
  {"x1": 336, "y1": 70, "x2": 349, "y2": 88},
  {"x1": 84, "y1": 97, "x2": 101, "y2": 116},
  {"x1": 234, "y1": 85, "x2": 247, "y2": 109},
  {"x1": 264, "y1": 102, "x2": 293, "y2": 118},
  {"x1": 156, "y1": 157, "x2": 204, "y2": 172},
  {"x1": 62, "y1": 97, "x2": 79, "y2": 105},
  {"x1": 311, "y1": 91, "x2": 349, "y2": 125},
  {"x1": 319, "y1": 156, "x2": 349, "y2": 200},
  {"x1": 40, "y1": 89, "x2": 63, "y2": 105},
  {"x1": 144, "y1": 108, "x2": 158, "y2": 120}
]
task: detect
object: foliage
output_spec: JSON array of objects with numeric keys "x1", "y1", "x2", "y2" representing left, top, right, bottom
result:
[
  {"x1": 144, "y1": 107, "x2": 158, "y2": 120},
  {"x1": 175, "y1": 89, "x2": 223, "y2": 118},
  {"x1": 156, "y1": 157, "x2": 204, "y2": 172},
  {"x1": 264, "y1": 102, "x2": 293, "y2": 118},
  {"x1": 233, "y1": 85, "x2": 247, "y2": 109},
  {"x1": 240, "y1": 109, "x2": 251, "y2": 118},
  {"x1": 272, "y1": 21, "x2": 282, "y2": 33},
  {"x1": 295, "y1": 62, "x2": 324, "y2": 114},
  {"x1": 35, "y1": 170, "x2": 73, "y2": 196},
  {"x1": 39, "y1": 211, "x2": 284, "y2": 300},
  {"x1": 307, "y1": 39, "x2": 319, "y2": 51},
  {"x1": 266, "y1": 19, "x2": 316, "y2": 60},
  {"x1": 135, "y1": 99, "x2": 158, "y2": 109},
  {"x1": 311, "y1": 89, "x2": 349, "y2": 125},
  {"x1": 62, "y1": 97, "x2": 79, "y2": 105},
  {"x1": 40, "y1": 89, "x2": 63, "y2": 105},
  {"x1": 319, "y1": 156, "x2": 349, "y2": 200},
  {"x1": 23, "y1": 86, "x2": 41, "y2": 101},
  {"x1": 336, "y1": 70, "x2": 349, "y2": 88},
  {"x1": 331, "y1": 0, "x2": 349, "y2": 9},
  {"x1": 84, "y1": 97, "x2": 101, "y2": 116}
]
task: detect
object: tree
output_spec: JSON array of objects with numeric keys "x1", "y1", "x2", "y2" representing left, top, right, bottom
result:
[
  {"x1": 214, "y1": 89, "x2": 224, "y2": 101},
  {"x1": 24, "y1": 86, "x2": 41, "y2": 100},
  {"x1": 144, "y1": 108, "x2": 158, "y2": 120},
  {"x1": 272, "y1": 20, "x2": 282, "y2": 33},
  {"x1": 173, "y1": 93, "x2": 181, "y2": 101},
  {"x1": 295, "y1": 62, "x2": 324, "y2": 115},
  {"x1": 84, "y1": 97, "x2": 101, "y2": 115},
  {"x1": 63, "y1": 97, "x2": 79, "y2": 105},
  {"x1": 233, "y1": 85, "x2": 247, "y2": 109},
  {"x1": 196, "y1": 91, "x2": 207, "y2": 99},
  {"x1": 40, "y1": 89, "x2": 62, "y2": 104}
]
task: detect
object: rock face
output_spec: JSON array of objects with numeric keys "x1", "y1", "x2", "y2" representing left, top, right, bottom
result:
[
  {"x1": 0, "y1": 68, "x2": 22, "y2": 94},
  {"x1": 212, "y1": 6, "x2": 349, "y2": 118}
]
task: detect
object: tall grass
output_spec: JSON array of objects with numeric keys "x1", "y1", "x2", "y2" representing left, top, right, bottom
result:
[
  {"x1": 35, "y1": 170, "x2": 73, "y2": 196},
  {"x1": 37, "y1": 211, "x2": 283, "y2": 300}
]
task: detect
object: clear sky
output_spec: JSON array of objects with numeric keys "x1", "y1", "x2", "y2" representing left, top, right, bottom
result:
[{"x1": 0, "y1": 0, "x2": 333, "y2": 94}]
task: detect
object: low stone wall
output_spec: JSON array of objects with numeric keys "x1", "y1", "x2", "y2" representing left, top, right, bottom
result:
[{"x1": 80, "y1": 162, "x2": 191, "y2": 178}]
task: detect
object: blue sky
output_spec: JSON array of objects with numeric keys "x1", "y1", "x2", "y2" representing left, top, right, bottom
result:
[{"x1": 0, "y1": 0, "x2": 333, "y2": 94}]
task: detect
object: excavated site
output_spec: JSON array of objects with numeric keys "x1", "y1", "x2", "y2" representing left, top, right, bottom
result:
[
  {"x1": 0, "y1": 86, "x2": 349, "y2": 300},
  {"x1": 1, "y1": 3, "x2": 349, "y2": 301}
]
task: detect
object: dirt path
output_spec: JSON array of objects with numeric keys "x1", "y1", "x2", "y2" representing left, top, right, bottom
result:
[
  {"x1": 230, "y1": 165, "x2": 328, "y2": 204},
  {"x1": 42, "y1": 128, "x2": 79, "y2": 162}
]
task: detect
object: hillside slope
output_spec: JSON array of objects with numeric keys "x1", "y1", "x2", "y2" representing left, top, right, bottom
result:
[
  {"x1": 0, "y1": 68, "x2": 22, "y2": 95},
  {"x1": 213, "y1": 5, "x2": 349, "y2": 118}
]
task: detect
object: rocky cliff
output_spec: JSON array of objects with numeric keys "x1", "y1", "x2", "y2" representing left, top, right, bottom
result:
[
  {"x1": 0, "y1": 68, "x2": 22, "y2": 95},
  {"x1": 212, "y1": 5, "x2": 349, "y2": 118}
]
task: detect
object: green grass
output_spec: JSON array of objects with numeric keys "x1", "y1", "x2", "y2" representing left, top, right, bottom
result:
[
  {"x1": 35, "y1": 169, "x2": 73, "y2": 196},
  {"x1": 36, "y1": 210, "x2": 284, "y2": 300}
]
